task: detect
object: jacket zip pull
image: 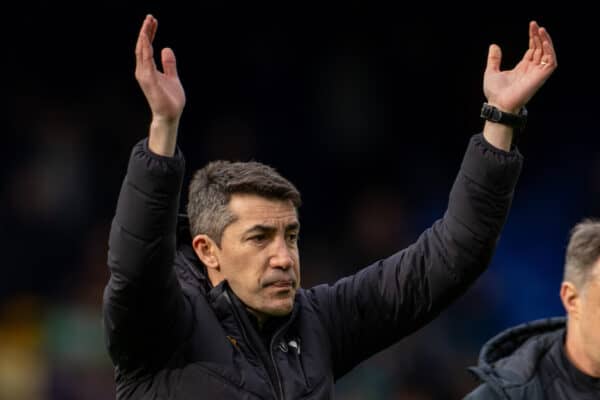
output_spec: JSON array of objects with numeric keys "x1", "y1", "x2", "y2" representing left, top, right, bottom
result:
[
  {"x1": 288, "y1": 339, "x2": 300, "y2": 355},
  {"x1": 270, "y1": 325, "x2": 292, "y2": 400}
]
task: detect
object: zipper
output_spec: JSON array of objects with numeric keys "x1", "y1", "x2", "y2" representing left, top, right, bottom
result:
[
  {"x1": 270, "y1": 349, "x2": 285, "y2": 400},
  {"x1": 223, "y1": 290, "x2": 283, "y2": 400},
  {"x1": 290, "y1": 338, "x2": 308, "y2": 387},
  {"x1": 269, "y1": 320, "x2": 296, "y2": 400}
]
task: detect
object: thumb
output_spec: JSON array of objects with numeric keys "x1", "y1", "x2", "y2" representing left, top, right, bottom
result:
[
  {"x1": 486, "y1": 44, "x2": 502, "y2": 73},
  {"x1": 161, "y1": 47, "x2": 179, "y2": 78}
]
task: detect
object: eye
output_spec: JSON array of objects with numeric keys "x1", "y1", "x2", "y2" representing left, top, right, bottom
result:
[
  {"x1": 249, "y1": 234, "x2": 267, "y2": 244},
  {"x1": 287, "y1": 232, "x2": 299, "y2": 244}
]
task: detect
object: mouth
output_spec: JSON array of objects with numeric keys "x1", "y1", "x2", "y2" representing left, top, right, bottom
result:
[{"x1": 265, "y1": 279, "x2": 295, "y2": 289}]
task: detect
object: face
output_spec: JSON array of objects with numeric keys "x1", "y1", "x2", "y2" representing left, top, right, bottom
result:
[
  {"x1": 577, "y1": 262, "x2": 600, "y2": 372},
  {"x1": 211, "y1": 194, "x2": 301, "y2": 319}
]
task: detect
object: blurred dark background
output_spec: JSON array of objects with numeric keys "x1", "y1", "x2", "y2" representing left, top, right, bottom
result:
[{"x1": 2, "y1": 4, "x2": 598, "y2": 399}]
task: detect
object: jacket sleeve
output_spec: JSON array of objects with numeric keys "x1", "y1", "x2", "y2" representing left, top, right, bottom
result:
[
  {"x1": 307, "y1": 133, "x2": 523, "y2": 379},
  {"x1": 102, "y1": 138, "x2": 189, "y2": 372}
]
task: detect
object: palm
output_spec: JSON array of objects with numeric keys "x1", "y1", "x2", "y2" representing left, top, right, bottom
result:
[{"x1": 142, "y1": 56, "x2": 186, "y2": 120}]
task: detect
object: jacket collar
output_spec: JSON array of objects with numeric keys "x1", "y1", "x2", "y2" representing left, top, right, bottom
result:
[
  {"x1": 207, "y1": 280, "x2": 299, "y2": 332},
  {"x1": 479, "y1": 317, "x2": 566, "y2": 367},
  {"x1": 471, "y1": 316, "x2": 566, "y2": 386},
  {"x1": 174, "y1": 213, "x2": 213, "y2": 294}
]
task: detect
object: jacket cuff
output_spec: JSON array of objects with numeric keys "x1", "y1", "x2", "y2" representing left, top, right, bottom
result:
[
  {"x1": 460, "y1": 133, "x2": 523, "y2": 194},
  {"x1": 126, "y1": 138, "x2": 186, "y2": 194}
]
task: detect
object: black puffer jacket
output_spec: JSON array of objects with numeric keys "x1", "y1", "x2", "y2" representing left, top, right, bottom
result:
[
  {"x1": 464, "y1": 317, "x2": 600, "y2": 399},
  {"x1": 103, "y1": 133, "x2": 522, "y2": 399}
]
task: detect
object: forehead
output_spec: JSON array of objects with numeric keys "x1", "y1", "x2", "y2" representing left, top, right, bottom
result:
[{"x1": 228, "y1": 194, "x2": 298, "y2": 226}]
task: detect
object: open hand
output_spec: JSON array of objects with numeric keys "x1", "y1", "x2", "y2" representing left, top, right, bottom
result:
[
  {"x1": 483, "y1": 21, "x2": 557, "y2": 113},
  {"x1": 135, "y1": 14, "x2": 186, "y2": 124}
]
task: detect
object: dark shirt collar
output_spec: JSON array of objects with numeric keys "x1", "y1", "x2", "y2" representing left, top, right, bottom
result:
[
  {"x1": 557, "y1": 332, "x2": 600, "y2": 391},
  {"x1": 245, "y1": 309, "x2": 289, "y2": 349}
]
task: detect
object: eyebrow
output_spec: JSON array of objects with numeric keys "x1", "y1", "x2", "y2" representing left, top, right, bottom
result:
[{"x1": 243, "y1": 222, "x2": 300, "y2": 235}]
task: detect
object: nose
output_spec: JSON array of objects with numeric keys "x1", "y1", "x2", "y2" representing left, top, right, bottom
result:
[{"x1": 269, "y1": 237, "x2": 295, "y2": 270}]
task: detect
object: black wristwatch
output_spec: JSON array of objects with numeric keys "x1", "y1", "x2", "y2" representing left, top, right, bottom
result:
[{"x1": 480, "y1": 102, "x2": 528, "y2": 130}]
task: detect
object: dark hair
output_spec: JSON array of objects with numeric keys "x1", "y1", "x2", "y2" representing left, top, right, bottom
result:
[
  {"x1": 186, "y1": 160, "x2": 301, "y2": 246},
  {"x1": 564, "y1": 218, "x2": 600, "y2": 289}
]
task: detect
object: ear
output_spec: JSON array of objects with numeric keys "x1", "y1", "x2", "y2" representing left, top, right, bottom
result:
[
  {"x1": 192, "y1": 234, "x2": 220, "y2": 270},
  {"x1": 560, "y1": 281, "x2": 580, "y2": 319}
]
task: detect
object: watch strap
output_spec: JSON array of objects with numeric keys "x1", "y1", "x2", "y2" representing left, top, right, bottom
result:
[{"x1": 480, "y1": 102, "x2": 528, "y2": 129}]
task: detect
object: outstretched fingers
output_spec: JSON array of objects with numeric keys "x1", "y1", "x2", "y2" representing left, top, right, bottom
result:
[
  {"x1": 517, "y1": 21, "x2": 557, "y2": 71},
  {"x1": 530, "y1": 21, "x2": 543, "y2": 64},
  {"x1": 135, "y1": 15, "x2": 157, "y2": 79},
  {"x1": 539, "y1": 27, "x2": 557, "y2": 68},
  {"x1": 148, "y1": 15, "x2": 157, "y2": 44},
  {"x1": 520, "y1": 21, "x2": 540, "y2": 65}
]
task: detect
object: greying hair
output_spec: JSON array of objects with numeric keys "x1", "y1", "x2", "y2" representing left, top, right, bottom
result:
[
  {"x1": 563, "y1": 218, "x2": 600, "y2": 289},
  {"x1": 186, "y1": 160, "x2": 301, "y2": 246}
]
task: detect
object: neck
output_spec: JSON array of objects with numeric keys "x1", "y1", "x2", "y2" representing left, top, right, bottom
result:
[
  {"x1": 246, "y1": 307, "x2": 268, "y2": 330},
  {"x1": 565, "y1": 326, "x2": 600, "y2": 378}
]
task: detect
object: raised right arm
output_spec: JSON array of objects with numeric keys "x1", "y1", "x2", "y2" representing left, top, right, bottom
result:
[{"x1": 102, "y1": 14, "x2": 188, "y2": 371}]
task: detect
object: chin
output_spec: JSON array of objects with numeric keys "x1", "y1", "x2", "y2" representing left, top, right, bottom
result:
[{"x1": 265, "y1": 300, "x2": 294, "y2": 317}]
